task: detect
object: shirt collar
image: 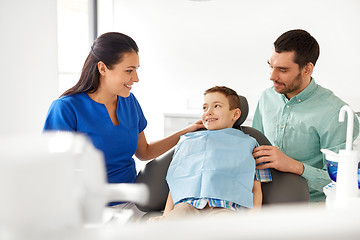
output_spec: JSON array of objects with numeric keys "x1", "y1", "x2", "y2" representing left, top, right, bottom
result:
[{"x1": 281, "y1": 77, "x2": 318, "y2": 104}]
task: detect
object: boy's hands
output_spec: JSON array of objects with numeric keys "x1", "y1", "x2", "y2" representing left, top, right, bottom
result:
[{"x1": 147, "y1": 215, "x2": 165, "y2": 222}]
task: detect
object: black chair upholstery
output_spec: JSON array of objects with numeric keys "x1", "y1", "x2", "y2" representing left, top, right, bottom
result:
[
  {"x1": 135, "y1": 95, "x2": 309, "y2": 212},
  {"x1": 135, "y1": 149, "x2": 174, "y2": 212}
]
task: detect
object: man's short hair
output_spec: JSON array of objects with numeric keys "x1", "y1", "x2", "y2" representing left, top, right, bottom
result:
[
  {"x1": 204, "y1": 86, "x2": 240, "y2": 110},
  {"x1": 274, "y1": 29, "x2": 320, "y2": 69}
]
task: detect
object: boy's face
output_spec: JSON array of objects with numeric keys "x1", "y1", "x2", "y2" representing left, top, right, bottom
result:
[{"x1": 202, "y1": 92, "x2": 240, "y2": 130}]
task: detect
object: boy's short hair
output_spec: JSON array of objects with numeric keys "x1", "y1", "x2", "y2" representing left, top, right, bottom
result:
[{"x1": 204, "y1": 86, "x2": 240, "y2": 110}]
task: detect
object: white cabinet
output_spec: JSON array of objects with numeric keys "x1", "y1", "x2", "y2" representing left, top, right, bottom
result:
[{"x1": 164, "y1": 113, "x2": 201, "y2": 137}]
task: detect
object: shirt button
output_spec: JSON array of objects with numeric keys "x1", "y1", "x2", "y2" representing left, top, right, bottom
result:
[
  {"x1": 298, "y1": 99, "x2": 302, "y2": 102},
  {"x1": 281, "y1": 125, "x2": 284, "y2": 129},
  {"x1": 286, "y1": 105, "x2": 290, "y2": 109}
]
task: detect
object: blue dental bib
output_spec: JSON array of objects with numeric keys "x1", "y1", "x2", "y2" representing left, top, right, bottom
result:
[{"x1": 166, "y1": 128, "x2": 257, "y2": 208}]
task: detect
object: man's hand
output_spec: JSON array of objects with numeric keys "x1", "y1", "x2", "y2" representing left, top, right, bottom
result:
[{"x1": 252, "y1": 145, "x2": 304, "y2": 175}]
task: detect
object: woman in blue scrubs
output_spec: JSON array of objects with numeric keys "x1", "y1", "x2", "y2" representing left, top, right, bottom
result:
[{"x1": 43, "y1": 32, "x2": 203, "y2": 213}]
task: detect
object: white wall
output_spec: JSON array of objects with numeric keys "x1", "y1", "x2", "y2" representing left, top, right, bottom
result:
[
  {"x1": 102, "y1": 0, "x2": 360, "y2": 142},
  {"x1": 0, "y1": 0, "x2": 58, "y2": 136}
]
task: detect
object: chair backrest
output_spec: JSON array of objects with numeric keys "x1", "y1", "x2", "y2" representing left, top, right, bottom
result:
[{"x1": 135, "y1": 95, "x2": 309, "y2": 212}]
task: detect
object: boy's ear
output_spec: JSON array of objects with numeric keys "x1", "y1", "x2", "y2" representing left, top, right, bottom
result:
[{"x1": 232, "y1": 108, "x2": 241, "y2": 122}]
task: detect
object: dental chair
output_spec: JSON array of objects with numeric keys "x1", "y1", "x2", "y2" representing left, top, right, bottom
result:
[{"x1": 135, "y1": 95, "x2": 309, "y2": 214}]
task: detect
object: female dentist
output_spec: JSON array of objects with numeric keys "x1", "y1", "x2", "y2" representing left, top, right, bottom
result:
[{"x1": 43, "y1": 32, "x2": 203, "y2": 220}]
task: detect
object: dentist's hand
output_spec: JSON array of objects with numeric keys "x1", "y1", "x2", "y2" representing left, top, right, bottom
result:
[
  {"x1": 252, "y1": 145, "x2": 304, "y2": 175},
  {"x1": 182, "y1": 120, "x2": 205, "y2": 133}
]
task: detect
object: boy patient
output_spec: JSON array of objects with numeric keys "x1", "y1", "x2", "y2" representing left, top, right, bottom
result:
[{"x1": 153, "y1": 86, "x2": 271, "y2": 220}]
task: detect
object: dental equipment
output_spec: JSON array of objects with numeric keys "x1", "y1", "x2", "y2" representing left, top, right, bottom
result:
[{"x1": 321, "y1": 105, "x2": 360, "y2": 208}]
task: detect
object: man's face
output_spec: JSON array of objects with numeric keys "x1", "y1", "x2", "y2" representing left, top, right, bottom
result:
[{"x1": 268, "y1": 48, "x2": 307, "y2": 99}]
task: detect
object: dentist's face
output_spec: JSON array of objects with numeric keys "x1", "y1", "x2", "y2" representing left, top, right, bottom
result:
[
  {"x1": 99, "y1": 51, "x2": 140, "y2": 98},
  {"x1": 202, "y1": 92, "x2": 239, "y2": 130},
  {"x1": 268, "y1": 48, "x2": 307, "y2": 99}
]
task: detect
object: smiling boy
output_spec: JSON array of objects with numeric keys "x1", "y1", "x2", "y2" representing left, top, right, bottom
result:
[{"x1": 150, "y1": 86, "x2": 271, "y2": 221}]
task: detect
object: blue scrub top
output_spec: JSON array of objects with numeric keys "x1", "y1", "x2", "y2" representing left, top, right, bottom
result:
[{"x1": 43, "y1": 92, "x2": 147, "y2": 184}]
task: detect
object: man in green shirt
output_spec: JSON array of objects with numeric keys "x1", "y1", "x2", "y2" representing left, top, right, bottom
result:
[{"x1": 252, "y1": 29, "x2": 359, "y2": 202}]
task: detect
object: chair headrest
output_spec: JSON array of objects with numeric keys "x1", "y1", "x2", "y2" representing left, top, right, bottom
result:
[{"x1": 233, "y1": 95, "x2": 248, "y2": 129}]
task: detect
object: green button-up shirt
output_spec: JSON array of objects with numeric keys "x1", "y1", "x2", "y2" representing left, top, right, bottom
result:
[{"x1": 252, "y1": 78, "x2": 359, "y2": 202}]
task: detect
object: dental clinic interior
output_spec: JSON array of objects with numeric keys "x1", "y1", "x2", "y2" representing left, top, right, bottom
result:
[{"x1": 1, "y1": 0, "x2": 360, "y2": 239}]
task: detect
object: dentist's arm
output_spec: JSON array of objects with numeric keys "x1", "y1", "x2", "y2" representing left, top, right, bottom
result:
[{"x1": 135, "y1": 120, "x2": 204, "y2": 161}]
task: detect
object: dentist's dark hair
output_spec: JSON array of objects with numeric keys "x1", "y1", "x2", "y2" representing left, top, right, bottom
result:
[
  {"x1": 60, "y1": 32, "x2": 139, "y2": 97},
  {"x1": 274, "y1": 29, "x2": 319, "y2": 69}
]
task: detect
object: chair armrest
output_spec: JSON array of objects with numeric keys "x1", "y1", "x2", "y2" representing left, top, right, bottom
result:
[{"x1": 262, "y1": 168, "x2": 309, "y2": 204}]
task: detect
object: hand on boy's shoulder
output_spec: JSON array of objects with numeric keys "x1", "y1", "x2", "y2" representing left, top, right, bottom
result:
[{"x1": 185, "y1": 120, "x2": 205, "y2": 133}]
